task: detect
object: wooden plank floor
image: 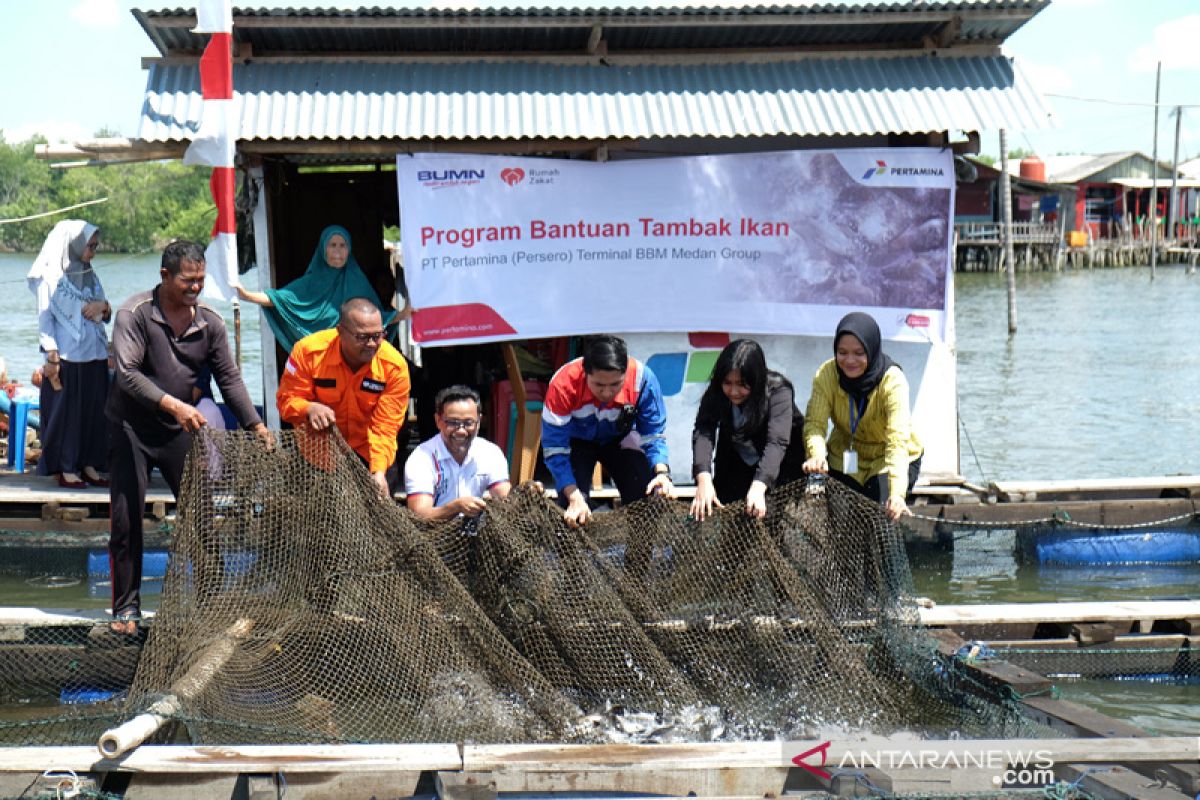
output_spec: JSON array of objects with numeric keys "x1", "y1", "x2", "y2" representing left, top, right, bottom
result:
[
  {"x1": 0, "y1": 470, "x2": 174, "y2": 505},
  {"x1": 990, "y1": 474, "x2": 1200, "y2": 499},
  {"x1": 920, "y1": 600, "x2": 1200, "y2": 627}
]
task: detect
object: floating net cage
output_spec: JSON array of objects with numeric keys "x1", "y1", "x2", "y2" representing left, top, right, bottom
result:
[{"x1": 0, "y1": 430, "x2": 1056, "y2": 749}]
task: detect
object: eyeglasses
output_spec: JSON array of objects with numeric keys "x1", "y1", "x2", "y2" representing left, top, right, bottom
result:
[
  {"x1": 442, "y1": 418, "x2": 479, "y2": 431},
  {"x1": 349, "y1": 331, "x2": 385, "y2": 344}
]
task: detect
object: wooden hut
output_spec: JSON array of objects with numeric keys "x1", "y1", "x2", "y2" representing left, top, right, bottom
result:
[
  {"x1": 1042, "y1": 151, "x2": 1195, "y2": 241},
  {"x1": 39, "y1": 1, "x2": 1055, "y2": 481}
]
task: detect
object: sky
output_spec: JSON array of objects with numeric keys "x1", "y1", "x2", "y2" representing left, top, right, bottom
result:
[{"x1": 1, "y1": 0, "x2": 1198, "y2": 164}]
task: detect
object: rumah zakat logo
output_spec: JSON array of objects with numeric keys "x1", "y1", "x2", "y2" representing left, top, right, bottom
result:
[
  {"x1": 500, "y1": 167, "x2": 526, "y2": 186},
  {"x1": 862, "y1": 160, "x2": 887, "y2": 180},
  {"x1": 905, "y1": 313, "x2": 930, "y2": 328}
]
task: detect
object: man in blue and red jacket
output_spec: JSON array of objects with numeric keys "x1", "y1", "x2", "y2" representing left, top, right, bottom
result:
[{"x1": 541, "y1": 335, "x2": 672, "y2": 526}]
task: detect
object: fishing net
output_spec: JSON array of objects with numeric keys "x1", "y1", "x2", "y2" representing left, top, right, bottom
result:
[{"x1": 1, "y1": 429, "x2": 1052, "y2": 748}]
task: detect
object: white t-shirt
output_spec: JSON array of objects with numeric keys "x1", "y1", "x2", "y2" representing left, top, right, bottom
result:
[{"x1": 404, "y1": 434, "x2": 510, "y2": 507}]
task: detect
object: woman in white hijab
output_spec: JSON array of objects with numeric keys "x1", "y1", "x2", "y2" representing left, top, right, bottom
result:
[{"x1": 27, "y1": 220, "x2": 111, "y2": 488}]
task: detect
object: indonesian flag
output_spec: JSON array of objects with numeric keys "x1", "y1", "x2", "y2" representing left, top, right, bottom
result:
[{"x1": 183, "y1": 0, "x2": 237, "y2": 302}]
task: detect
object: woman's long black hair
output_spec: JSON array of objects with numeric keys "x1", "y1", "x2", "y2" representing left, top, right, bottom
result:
[{"x1": 696, "y1": 338, "x2": 787, "y2": 435}]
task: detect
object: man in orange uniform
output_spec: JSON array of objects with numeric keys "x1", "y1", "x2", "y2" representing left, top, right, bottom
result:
[{"x1": 277, "y1": 297, "x2": 410, "y2": 496}]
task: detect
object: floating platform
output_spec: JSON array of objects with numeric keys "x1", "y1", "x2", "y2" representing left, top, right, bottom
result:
[
  {"x1": 1, "y1": 601, "x2": 1198, "y2": 797},
  {"x1": 0, "y1": 470, "x2": 175, "y2": 546}
]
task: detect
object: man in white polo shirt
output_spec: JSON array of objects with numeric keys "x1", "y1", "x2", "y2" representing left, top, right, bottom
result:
[{"x1": 404, "y1": 384, "x2": 511, "y2": 520}]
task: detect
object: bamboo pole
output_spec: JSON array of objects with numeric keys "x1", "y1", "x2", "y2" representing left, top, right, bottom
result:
[
  {"x1": 1169, "y1": 106, "x2": 1182, "y2": 240},
  {"x1": 97, "y1": 618, "x2": 255, "y2": 758},
  {"x1": 999, "y1": 129, "x2": 1017, "y2": 334}
]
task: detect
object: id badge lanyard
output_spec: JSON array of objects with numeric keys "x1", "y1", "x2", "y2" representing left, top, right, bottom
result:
[{"x1": 846, "y1": 395, "x2": 868, "y2": 474}]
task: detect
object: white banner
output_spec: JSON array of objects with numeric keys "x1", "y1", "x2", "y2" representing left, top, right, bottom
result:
[{"x1": 397, "y1": 149, "x2": 955, "y2": 346}]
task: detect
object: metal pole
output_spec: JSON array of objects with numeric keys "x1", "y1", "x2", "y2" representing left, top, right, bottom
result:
[
  {"x1": 1000, "y1": 129, "x2": 1017, "y2": 335},
  {"x1": 1149, "y1": 62, "x2": 1161, "y2": 280},
  {"x1": 1169, "y1": 106, "x2": 1182, "y2": 241}
]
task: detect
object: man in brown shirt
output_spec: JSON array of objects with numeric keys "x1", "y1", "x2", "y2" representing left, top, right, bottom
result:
[{"x1": 106, "y1": 240, "x2": 267, "y2": 634}]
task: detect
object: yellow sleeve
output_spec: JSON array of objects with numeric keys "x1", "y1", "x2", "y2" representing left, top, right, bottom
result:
[
  {"x1": 802, "y1": 361, "x2": 835, "y2": 462},
  {"x1": 879, "y1": 369, "x2": 914, "y2": 501}
]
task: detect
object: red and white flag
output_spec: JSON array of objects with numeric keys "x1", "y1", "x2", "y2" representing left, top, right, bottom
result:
[{"x1": 183, "y1": 0, "x2": 237, "y2": 302}]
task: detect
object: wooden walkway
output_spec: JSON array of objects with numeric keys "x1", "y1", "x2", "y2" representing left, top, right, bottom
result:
[{"x1": 1, "y1": 600, "x2": 1198, "y2": 797}]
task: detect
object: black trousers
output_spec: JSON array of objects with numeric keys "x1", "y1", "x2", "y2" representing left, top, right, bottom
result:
[
  {"x1": 108, "y1": 420, "x2": 191, "y2": 618},
  {"x1": 831, "y1": 452, "x2": 924, "y2": 505},
  {"x1": 712, "y1": 438, "x2": 806, "y2": 505},
  {"x1": 37, "y1": 359, "x2": 109, "y2": 477},
  {"x1": 557, "y1": 438, "x2": 652, "y2": 507}
]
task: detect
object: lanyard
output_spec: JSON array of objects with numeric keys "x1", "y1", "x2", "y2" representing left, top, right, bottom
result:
[{"x1": 848, "y1": 395, "x2": 868, "y2": 438}]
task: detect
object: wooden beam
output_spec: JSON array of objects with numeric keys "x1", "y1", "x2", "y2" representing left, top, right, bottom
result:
[
  {"x1": 923, "y1": 15, "x2": 963, "y2": 49},
  {"x1": 0, "y1": 744, "x2": 462, "y2": 774},
  {"x1": 35, "y1": 140, "x2": 188, "y2": 164},
  {"x1": 586, "y1": 23, "x2": 604, "y2": 55},
  {"x1": 138, "y1": 42, "x2": 1002, "y2": 67},
  {"x1": 463, "y1": 739, "x2": 1200, "y2": 771},
  {"x1": 238, "y1": 138, "x2": 643, "y2": 158},
  {"x1": 927, "y1": 496, "x2": 1199, "y2": 527},
  {"x1": 1021, "y1": 697, "x2": 1200, "y2": 795},
  {"x1": 1057, "y1": 764, "x2": 1193, "y2": 800},
  {"x1": 921, "y1": 600, "x2": 1200, "y2": 628},
  {"x1": 990, "y1": 475, "x2": 1200, "y2": 499}
]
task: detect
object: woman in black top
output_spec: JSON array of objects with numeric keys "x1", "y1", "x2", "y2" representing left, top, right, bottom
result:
[{"x1": 690, "y1": 339, "x2": 805, "y2": 521}]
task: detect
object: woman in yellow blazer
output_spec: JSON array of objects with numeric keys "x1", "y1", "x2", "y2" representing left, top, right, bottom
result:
[{"x1": 802, "y1": 312, "x2": 922, "y2": 521}]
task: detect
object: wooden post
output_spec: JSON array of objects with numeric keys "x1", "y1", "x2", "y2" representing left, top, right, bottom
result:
[
  {"x1": 1169, "y1": 105, "x2": 1182, "y2": 241},
  {"x1": 1000, "y1": 129, "x2": 1017, "y2": 334},
  {"x1": 500, "y1": 343, "x2": 540, "y2": 485},
  {"x1": 232, "y1": 299, "x2": 242, "y2": 368},
  {"x1": 249, "y1": 165, "x2": 281, "y2": 428},
  {"x1": 1149, "y1": 61, "x2": 1161, "y2": 280}
]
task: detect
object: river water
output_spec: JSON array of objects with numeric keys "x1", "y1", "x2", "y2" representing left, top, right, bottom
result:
[{"x1": 0, "y1": 252, "x2": 1197, "y2": 734}]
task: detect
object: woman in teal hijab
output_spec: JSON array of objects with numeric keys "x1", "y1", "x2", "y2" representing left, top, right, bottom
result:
[{"x1": 236, "y1": 225, "x2": 397, "y2": 350}]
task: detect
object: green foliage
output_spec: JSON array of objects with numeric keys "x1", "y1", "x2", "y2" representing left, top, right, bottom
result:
[
  {"x1": 0, "y1": 134, "x2": 214, "y2": 253},
  {"x1": 977, "y1": 148, "x2": 1037, "y2": 167}
]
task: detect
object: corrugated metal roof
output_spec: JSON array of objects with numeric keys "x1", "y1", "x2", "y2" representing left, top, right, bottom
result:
[
  {"x1": 133, "y1": 2, "x2": 1047, "y2": 56},
  {"x1": 1044, "y1": 152, "x2": 1177, "y2": 184},
  {"x1": 137, "y1": 55, "x2": 1053, "y2": 143}
]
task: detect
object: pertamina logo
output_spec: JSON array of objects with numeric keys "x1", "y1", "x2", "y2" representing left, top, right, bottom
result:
[
  {"x1": 862, "y1": 160, "x2": 887, "y2": 180},
  {"x1": 863, "y1": 160, "x2": 946, "y2": 180},
  {"x1": 500, "y1": 167, "x2": 526, "y2": 187},
  {"x1": 416, "y1": 169, "x2": 485, "y2": 189}
]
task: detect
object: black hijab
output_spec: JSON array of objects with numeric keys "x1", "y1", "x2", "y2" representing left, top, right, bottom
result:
[{"x1": 834, "y1": 312, "x2": 897, "y2": 402}]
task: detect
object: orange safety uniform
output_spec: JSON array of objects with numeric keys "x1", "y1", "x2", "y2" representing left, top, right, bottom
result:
[{"x1": 277, "y1": 328, "x2": 410, "y2": 473}]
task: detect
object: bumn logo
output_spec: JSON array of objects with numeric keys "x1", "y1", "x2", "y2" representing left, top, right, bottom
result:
[
  {"x1": 862, "y1": 160, "x2": 887, "y2": 180},
  {"x1": 417, "y1": 169, "x2": 485, "y2": 182},
  {"x1": 500, "y1": 167, "x2": 526, "y2": 186}
]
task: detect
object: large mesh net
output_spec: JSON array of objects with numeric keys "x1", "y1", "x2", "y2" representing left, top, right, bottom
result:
[{"x1": 1, "y1": 430, "x2": 1053, "y2": 748}]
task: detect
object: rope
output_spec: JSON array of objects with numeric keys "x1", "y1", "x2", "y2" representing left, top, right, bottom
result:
[
  {"x1": 957, "y1": 411, "x2": 990, "y2": 486},
  {"x1": 1005, "y1": 684, "x2": 1060, "y2": 702},
  {"x1": 0, "y1": 197, "x2": 108, "y2": 226},
  {"x1": 910, "y1": 508, "x2": 1197, "y2": 530}
]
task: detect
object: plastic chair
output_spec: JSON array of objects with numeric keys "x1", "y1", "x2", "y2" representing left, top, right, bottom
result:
[{"x1": 7, "y1": 397, "x2": 39, "y2": 473}]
